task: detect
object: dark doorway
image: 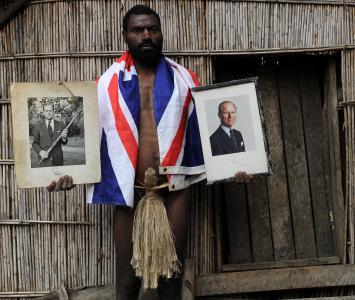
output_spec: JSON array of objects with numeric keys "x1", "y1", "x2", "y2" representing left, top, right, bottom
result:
[{"x1": 214, "y1": 55, "x2": 343, "y2": 271}]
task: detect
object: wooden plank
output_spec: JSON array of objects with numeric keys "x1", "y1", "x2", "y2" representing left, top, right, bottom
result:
[
  {"x1": 324, "y1": 58, "x2": 346, "y2": 262},
  {"x1": 36, "y1": 285, "x2": 116, "y2": 300},
  {"x1": 246, "y1": 177, "x2": 274, "y2": 262},
  {"x1": 278, "y1": 60, "x2": 317, "y2": 259},
  {"x1": 299, "y1": 60, "x2": 335, "y2": 257},
  {"x1": 222, "y1": 256, "x2": 340, "y2": 272},
  {"x1": 70, "y1": 285, "x2": 115, "y2": 300},
  {"x1": 203, "y1": 298, "x2": 355, "y2": 300},
  {"x1": 284, "y1": 297, "x2": 355, "y2": 300},
  {"x1": 258, "y1": 65, "x2": 295, "y2": 260},
  {"x1": 214, "y1": 184, "x2": 223, "y2": 272},
  {"x1": 196, "y1": 265, "x2": 355, "y2": 296},
  {"x1": 224, "y1": 183, "x2": 252, "y2": 264},
  {"x1": 182, "y1": 258, "x2": 195, "y2": 300}
]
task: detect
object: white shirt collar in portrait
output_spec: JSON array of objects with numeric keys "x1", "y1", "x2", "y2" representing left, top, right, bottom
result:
[
  {"x1": 45, "y1": 119, "x2": 53, "y2": 128},
  {"x1": 220, "y1": 124, "x2": 233, "y2": 137}
]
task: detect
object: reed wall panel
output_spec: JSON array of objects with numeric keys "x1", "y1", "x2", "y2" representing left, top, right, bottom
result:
[
  {"x1": 2, "y1": 0, "x2": 355, "y2": 58},
  {"x1": 342, "y1": 50, "x2": 355, "y2": 103},
  {"x1": 0, "y1": 103, "x2": 12, "y2": 159},
  {"x1": 206, "y1": 1, "x2": 352, "y2": 50},
  {"x1": 0, "y1": 0, "x2": 206, "y2": 56},
  {"x1": 0, "y1": 167, "x2": 116, "y2": 295}
]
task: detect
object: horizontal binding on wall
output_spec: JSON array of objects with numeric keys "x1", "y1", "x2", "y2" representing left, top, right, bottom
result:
[
  {"x1": 339, "y1": 100, "x2": 355, "y2": 107},
  {"x1": 0, "y1": 99, "x2": 10, "y2": 104},
  {"x1": 0, "y1": 219, "x2": 92, "y2": 225},
  {"x1": 0, "y1": 291, "x2": 48, "y2": 298},
  {"x1": 28, "y1": 0, "x2": 355, "y2": 7},
  {"x1": 1, "y1": 45, "x2": 355, "y2": 61},
  {"x1": 0, "y1": 159, "x2": 14, "y2": 164}
]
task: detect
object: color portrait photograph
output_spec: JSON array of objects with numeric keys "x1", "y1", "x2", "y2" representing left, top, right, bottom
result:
[{"x1": 192, "y1": 78, "x2": 271, "y2": 183}]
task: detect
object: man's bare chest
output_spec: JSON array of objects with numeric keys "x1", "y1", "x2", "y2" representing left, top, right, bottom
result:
[{"x1": 135, "y1": 75, "x2": 161, "y2": 181}]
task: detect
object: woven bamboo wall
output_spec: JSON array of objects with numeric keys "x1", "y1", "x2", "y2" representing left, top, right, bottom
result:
[
  {"x1": 0, "y1": 0, "x2": 355, "y2": 298},
  {"x1": 206, "y1": 0, "x2": 354, "y2": 50}
]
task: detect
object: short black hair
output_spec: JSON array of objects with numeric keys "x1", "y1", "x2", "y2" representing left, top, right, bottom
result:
[
  {"x1": 43, "y1": 103, "x2": 54, "y2": 110},
  {"x1": 122, "y1": 5, "x2": 161, "y2": 32}
]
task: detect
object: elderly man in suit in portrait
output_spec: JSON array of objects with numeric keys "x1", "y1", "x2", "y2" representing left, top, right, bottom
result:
[
  {"x1": 32, "y1": 103, "x2": 68, "y2": 167},
  {"x1": 210, "y1": 100, "x2": 245, "y2": 156}
]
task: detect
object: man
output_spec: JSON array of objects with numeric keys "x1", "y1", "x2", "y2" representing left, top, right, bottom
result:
[
  {"x1": 54, "y1": 6, "x2": 203, "y2": 299},
  {"x1": 210, "y1": 100, "x2": 245, "y2": 156},
  {"x1": 32, "y1": 103, "x2": 68, "y2": 167},
  {"x1": 49, "y1": 5, "x2": 252, "y2": 300}
]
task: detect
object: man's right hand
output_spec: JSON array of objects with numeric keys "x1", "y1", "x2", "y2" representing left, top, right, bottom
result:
[
  {"x1": 39, "y1": 150, "x2": 49, "y2": 159},
  {"x1": 47, "y1": 176, "x2": 75, "y2": 192}
]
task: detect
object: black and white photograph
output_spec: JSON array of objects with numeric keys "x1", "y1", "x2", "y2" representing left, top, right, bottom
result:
[
  {"x1": 192, "y1": 78, "x2": 271, "y2": 183},
  {"x1": 28, "y1": 96, "x2": 85, "y2": 168},
  {"x1": 11, "y1": 82, "x2": 101, "y2": 188}
]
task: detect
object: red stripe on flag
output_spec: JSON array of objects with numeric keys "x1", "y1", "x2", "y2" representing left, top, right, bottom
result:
[
  {"x1": 188, "y1": 70, "x2": 200, "y2": 87},
  {"x1": 108, "y1": 73, "x2": 138, "y2": 169},
  {"x1": 162, "y1": 90, "x2": 192, "y2": 167},
  {"x1": 117, "y1": 52, "x2": 134, "y2": 72}
]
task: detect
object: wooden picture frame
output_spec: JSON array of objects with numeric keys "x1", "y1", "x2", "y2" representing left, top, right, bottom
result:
[
  {"x1": 192, "y1": 78, "x2": 272, "y2": 183},
  {"x1": 10, "y1": 81, "x2": 101, "y2": 188}
]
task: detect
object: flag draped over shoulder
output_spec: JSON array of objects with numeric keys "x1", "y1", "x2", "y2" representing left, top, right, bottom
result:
[{"x1": 87, "y1": 51, "x2": 205, "y2": 207}]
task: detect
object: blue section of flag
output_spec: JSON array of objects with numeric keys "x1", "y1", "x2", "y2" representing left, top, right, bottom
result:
[
  {"x1": 153, "y1": 57, "x2": 175, "y2": 125},
  {"x1": 181, "y1": 106, "x2": 205, "y2": 167},
  {"x1": 118, "y1": 71, "x2": 140, "y2": 127},
  {"x1": 92, "y1": 130, "x2": 127, "y2": 205}
]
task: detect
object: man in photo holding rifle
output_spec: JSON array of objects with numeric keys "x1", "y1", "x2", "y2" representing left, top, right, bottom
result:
[{"x1": 32, "y1": 103, "x2": 68, "y2": 167}]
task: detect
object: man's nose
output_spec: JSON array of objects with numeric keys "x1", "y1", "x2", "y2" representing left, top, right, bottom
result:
[{"x1": 142, "y1": 28, "x2": 151, "y2": 39}]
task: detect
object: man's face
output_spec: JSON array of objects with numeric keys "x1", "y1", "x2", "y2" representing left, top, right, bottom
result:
[
  {"x1": 123, "y1": 14, "x2": 163, "y2": 64},
  {"x1": 218, "y1": 102, "x2": 237, "y2": 128},
  {"x1": 43, "y1": 105, "x2": 54, "y2": 120}
]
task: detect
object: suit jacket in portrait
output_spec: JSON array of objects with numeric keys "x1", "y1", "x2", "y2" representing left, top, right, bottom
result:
[
  {"x1": 32, "y1": 119, "x2": 68, "y2": 167},
  {"x1": 210, "y1": 126, "x2": 245, "y2": 156}
]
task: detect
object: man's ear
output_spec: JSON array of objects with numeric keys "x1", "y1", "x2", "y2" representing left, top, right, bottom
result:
[{"x1": 122, "y1": 31, "x2": 127, "y2": 43}]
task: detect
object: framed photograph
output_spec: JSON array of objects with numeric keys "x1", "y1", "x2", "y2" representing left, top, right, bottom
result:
[
  {"x1": 192, "y1": 78, "x2": 272, "y2": 184},
  {"x1": 11, "y1": 81, "x2": 101, "y2": 188}
]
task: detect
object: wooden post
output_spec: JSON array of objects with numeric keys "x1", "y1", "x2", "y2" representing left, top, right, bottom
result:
[
  {"x1": 182, "y1": 258, "x2": 196, "y2": 300},
  {"x1": 324, "y1": 58, "x2": 346, "y2": 263}
]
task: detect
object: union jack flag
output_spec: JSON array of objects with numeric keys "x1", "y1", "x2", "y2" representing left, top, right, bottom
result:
[{"x1": 87, "y1": 52, "x2": 205, "y2": 206}]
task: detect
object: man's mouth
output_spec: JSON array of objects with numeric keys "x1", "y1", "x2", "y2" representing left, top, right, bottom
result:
[{"x1": 139, "y1": 43, "x2": 155, "y2": 50}]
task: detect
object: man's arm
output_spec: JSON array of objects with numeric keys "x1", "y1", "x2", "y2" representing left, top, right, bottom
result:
[
  {"x1": 32, "y1": 125, "x2": 42, "y2": 154},
  {"x1": 210, "y1": 136, "x2": 224, "y2": 156},
  {"x1": 58, "y1": 122, "x2": 68, "y2": 145}
]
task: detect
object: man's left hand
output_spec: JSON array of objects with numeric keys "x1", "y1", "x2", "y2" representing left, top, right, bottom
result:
[
  {"x1": 235, "y1": 171, "x2": 254, "y2": 183},
  {"x1": 48, "y1": 175, "x2": 75, "y2": 192}
]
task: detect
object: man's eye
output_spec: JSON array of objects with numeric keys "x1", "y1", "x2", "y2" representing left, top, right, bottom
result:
[{"x1": 130, "y1": 28, "x2": 142, "y2": 33}]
